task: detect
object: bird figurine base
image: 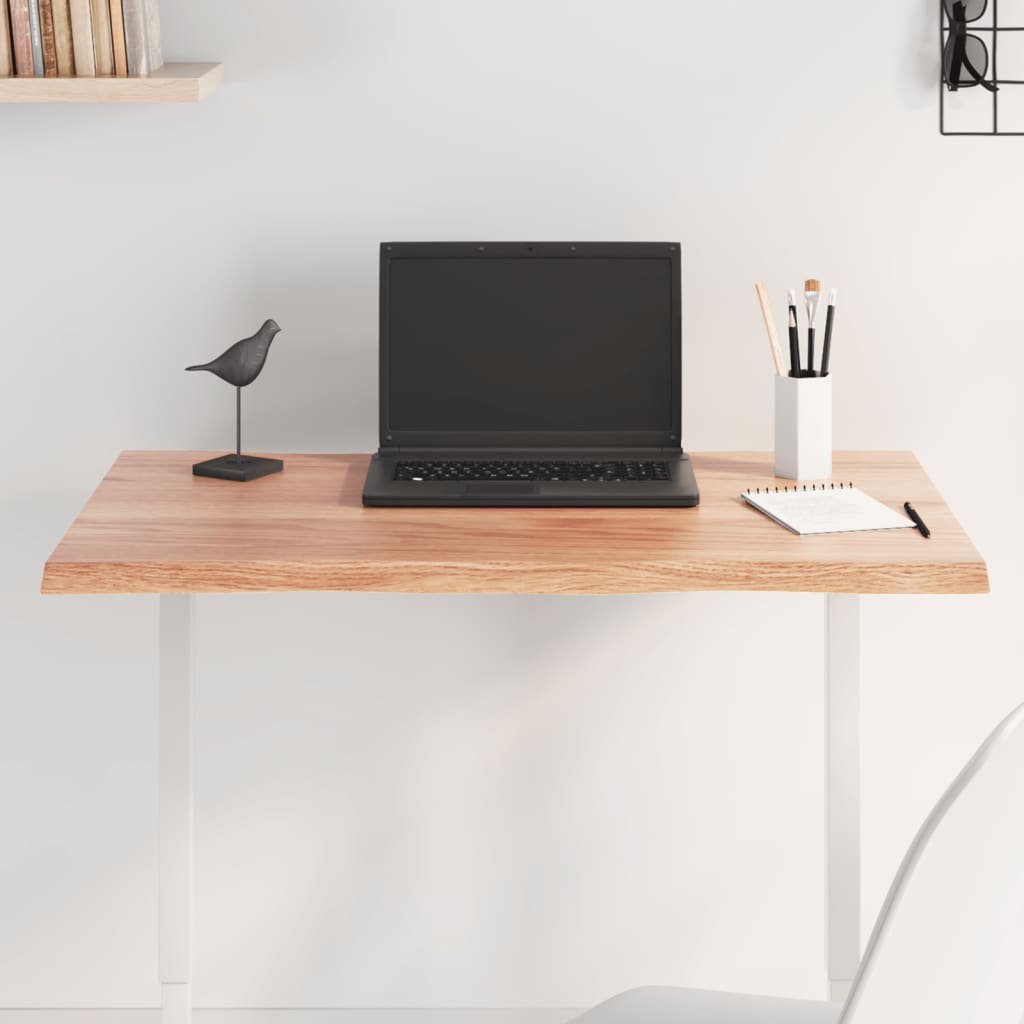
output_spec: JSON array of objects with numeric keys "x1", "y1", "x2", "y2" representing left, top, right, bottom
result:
[{"x1": 192, "y1": 454, "x2": 284, "y2": 482}]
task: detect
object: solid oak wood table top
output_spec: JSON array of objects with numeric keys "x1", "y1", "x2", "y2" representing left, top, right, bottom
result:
[{"x1": 41, "y1": 451, "x2": 989, "y2": 596}]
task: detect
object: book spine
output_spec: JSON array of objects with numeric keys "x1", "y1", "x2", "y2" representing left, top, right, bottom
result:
[
  {"x1": 39, "y1": 0, "x2": 57, "y2": 75},
  {"x1": 67, "y1": 0, "x2": 93, "y2": 75},
  {"x1": 8, "y1": 0, "x2": 33, "y2": 75},
  {"x1": 88, "y1": 0, "x2": 110, "y2": 73},
  {"x1": 50, "y1": 0, "x2": 74, "y2": 74},
  {"x1": 27, "y1": 0, "x2": 43, "y2": 75},
  {"x1": 108, "y1": 0, "x2": 125, "y2": 75},
  {"x1": 142, "y1": 0, "x2": 159, "y2": 72},
  {"x1": 0, "y1": 0, "x2": 13, "y2": 77},
  {"x1": 120, "y1": 0, "x2": 146, "y2": 75}
]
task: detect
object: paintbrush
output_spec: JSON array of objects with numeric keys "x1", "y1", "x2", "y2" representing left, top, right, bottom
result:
[{"x1": 804, "y1": 278, "x2": 821, "y2": 376}]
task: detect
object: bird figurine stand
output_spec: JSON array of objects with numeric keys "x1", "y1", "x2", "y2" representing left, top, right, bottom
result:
[{"x1": 186, "y1": 319, "x2": 284, "y2": 482}]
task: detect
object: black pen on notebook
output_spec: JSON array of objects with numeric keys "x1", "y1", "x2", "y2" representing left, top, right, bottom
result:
[
  {"x1": 820, "y1": 288, "x2": 837, "y2": 377},
  {"x1": 904, "y1": 502, "x2": 931, "y2": 538}
]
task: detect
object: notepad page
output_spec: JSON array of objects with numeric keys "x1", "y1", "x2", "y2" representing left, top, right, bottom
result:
[{"x1": 743, "y1": 486, "x2": 915, "y2": 536}]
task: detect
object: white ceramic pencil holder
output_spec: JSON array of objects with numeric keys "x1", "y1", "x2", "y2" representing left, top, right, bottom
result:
[{"x1": 774, "y1": 375, "x2": 832, "y2": 481}]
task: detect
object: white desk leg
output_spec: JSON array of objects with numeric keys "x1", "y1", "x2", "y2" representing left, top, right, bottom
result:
[
  {"x1": 825, "y1": 593, "x2": 860, "y2": 1003},
  {"x1": 159, "y1": 595, "x2": 194, "y2": 1024}
]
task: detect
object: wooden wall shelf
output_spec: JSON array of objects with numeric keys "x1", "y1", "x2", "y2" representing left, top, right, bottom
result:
[{"x1": 0, "y1": 62, "x2": 223, "y2": 103}]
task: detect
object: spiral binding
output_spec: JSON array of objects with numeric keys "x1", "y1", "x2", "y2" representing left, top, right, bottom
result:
[{"x1": 744, "y1": 482, "x2": 854, "y2": 495}]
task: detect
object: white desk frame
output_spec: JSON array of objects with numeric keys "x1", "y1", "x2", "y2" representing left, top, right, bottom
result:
[
  {"x1": 826, "y1": 593, "x2": 859, "y2": 1004},
  {"x1": 156, "y1": 592, "x2": 860, "y2": 1023},
  {"x1": 159, "y1": 595, "x2": 195, "y2": 1021}
]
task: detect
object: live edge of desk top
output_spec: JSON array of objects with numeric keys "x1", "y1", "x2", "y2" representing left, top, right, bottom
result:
[{"x1": 40, "y1": 451, "x2": 989, "y2": 596}]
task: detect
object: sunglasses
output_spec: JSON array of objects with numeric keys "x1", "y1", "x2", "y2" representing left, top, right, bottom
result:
[{"x1": 944, "y1": 0, "x2": 998, "y2": 92}]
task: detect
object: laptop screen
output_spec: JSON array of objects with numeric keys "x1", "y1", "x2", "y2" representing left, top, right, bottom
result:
[{"x1": 383, "y1": 247, "x2": 678, "y2": 440}]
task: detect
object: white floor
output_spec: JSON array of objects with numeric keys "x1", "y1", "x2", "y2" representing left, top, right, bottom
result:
[{"x1": 0, "y1": 1012, "x2": 579, "y2": 1024}]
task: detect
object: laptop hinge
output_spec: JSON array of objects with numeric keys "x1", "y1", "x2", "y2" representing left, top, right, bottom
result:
[{"x1": 379, "y1": 445, "x2": 683, "y2": 458}]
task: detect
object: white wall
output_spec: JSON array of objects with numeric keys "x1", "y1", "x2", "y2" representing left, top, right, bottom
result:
[{"x1": 2, "y1": 0, "x2": 1023, "y2": 1013}]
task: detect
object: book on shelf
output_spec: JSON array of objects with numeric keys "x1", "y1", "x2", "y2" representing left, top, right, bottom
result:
[
  {"x1": 27, "y1": 0, "x2": 44, "y2": 75},
  {"x1": 108, "y1": 0, "x2": 126, "y2": 75},
  {"x1": 123, "y1": 0, "x2": 161, "y2": 75},
  {"x1": 39, "y1": 0, "x2": 58, "y2": 76},
  {"x1": 67, "y1": 0, "x2": 93, "y2": 75},
  {"x1": 8, "y1": 0, "x2": 32, "y2": 75},
  {"x1": 144, "y1": 0, "x2": 160, "y2": 71},
  {"x1": 0, "y1": 1, "x2": 13, "y2": 77},
  {"x1": 89, "y1": 0, "x2": 112, "y2": 75},
  {"x1": 51, "y1": 0, "x2": 74, "y2": 74}
]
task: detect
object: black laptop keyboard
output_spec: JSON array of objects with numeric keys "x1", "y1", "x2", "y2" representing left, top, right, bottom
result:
[{"x1": 394, "y1": 460, "x2": 671, "y2": 483}]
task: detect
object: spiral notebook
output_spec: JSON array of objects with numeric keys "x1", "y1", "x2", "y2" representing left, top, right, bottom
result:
[{"x1": 742, "y1": 483, "x2": 915, "y2": 536}]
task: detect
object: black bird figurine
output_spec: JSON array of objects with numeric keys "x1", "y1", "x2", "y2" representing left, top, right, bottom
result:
[
  {"x1": 186, "y1": 318, "x2": 281, "y2": 387},
  {"x1": 186, "y1": 319, "x2": 284, "y2": 482}
]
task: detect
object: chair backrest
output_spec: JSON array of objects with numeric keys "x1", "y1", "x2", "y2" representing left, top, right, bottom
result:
[{"x1": 841, "y1": 703, "x2": 1024, "y2": 1024}]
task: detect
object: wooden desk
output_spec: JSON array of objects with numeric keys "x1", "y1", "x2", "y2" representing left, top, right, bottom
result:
[
  {"x1": 41, "y1": 451, "x2": 988, "y2": 1024},
  {"x1": 42, "y1": 450, "x2": 987, "y2": 596}
]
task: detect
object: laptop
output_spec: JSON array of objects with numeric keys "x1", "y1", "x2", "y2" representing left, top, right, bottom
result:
[{"x1": 362, "y1": 241, "x2": 700, "y2": 508}]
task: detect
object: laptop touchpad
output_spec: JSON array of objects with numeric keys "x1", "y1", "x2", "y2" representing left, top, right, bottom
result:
[{"x1": 464, "y1": 483, "x2": 539, "y2": 495}]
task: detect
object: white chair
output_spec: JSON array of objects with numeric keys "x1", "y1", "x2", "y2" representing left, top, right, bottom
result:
[{"x1": 572, "y1": 703, "x2": 1024, "y2": 1024}]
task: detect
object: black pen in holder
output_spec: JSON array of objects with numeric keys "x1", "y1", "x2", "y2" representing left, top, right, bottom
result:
[
  {"x1": 787, "y1": 295, "x2": 801, "y2": 378},
  {"x1": 821, "y1": 288, "x2": 837, "y2": 377}
]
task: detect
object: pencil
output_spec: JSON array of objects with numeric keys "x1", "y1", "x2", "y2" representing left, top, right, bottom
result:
[{"x1": 755, "y1": 282, "x2": 785, "y2": 376}]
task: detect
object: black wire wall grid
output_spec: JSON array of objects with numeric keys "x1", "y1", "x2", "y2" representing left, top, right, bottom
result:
[{"x1": 941, "y1": 0, "x2": 1024, "y2": 135}]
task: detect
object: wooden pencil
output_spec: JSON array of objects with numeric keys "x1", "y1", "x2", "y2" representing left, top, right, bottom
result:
[{"x1": 755, "y1": 282, "x2": 785, "y2": 376}]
